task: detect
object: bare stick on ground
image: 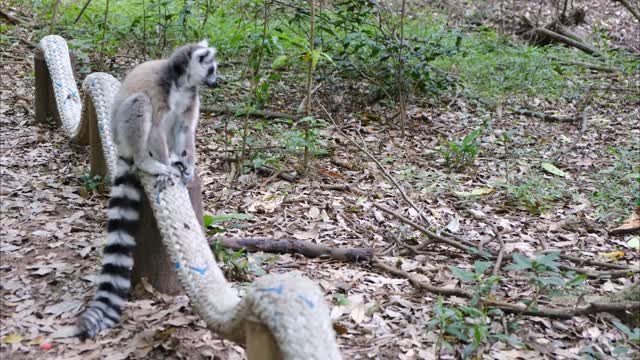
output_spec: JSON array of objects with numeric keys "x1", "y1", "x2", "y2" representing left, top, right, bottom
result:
[
  {"x1": 212, "y1": 236, "x2": 374, "y2": 263},
  {"x1": 533, "y1": 28, "x2": 598, "y2": 55}
]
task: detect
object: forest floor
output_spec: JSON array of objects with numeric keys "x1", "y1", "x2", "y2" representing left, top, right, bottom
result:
[{"x1": 1, "y1": 1, "x2": 640, "y2": 359}]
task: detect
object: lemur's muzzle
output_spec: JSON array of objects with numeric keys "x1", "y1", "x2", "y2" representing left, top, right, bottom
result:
[{"x1": 205, "y1": 76, "x2": 218, "y2": 88}]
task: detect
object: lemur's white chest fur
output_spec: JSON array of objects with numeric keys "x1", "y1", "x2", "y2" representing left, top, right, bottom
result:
[{"x1": 168, "y1": 84, "x2": 195, "y2": 113}]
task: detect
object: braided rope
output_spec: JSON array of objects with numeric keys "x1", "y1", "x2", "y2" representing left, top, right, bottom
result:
[{"x1": 39, "y1": 35, "x2": 341, "y2": 359}]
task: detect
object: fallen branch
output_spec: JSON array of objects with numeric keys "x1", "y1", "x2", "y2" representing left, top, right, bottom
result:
[
  {"x1": 254, "y1": 165, "x2": 298, "y2": 182},
  {"x1": 613, "y1": 0, "x2": 640, "y2": 23},
  {"x1": 0, "y1": 9, "x2": 27, "y2": 25},
  {"x1": 548, "y1": 57, "x2": 618, "y2": 73},
  {"x1": 484, "y1": 299, "x2": 640, "y2": 319},
  {"x1": 556, "y1": 253, "x2": 630, "y2": 270},
  {"x1": 610, "y1": 209, "x2": 640, "y2": 235},
  {"x1": 533, "y1": 28, "x2": 598, "y2": 55},
  {"x1": 512, "y1": 108, "x2": 574, "y2": 122},
  {"x1": 559, "y1": 264, "x2": 638, "y2": 279},
  {"x1": 202, "y1": 106, "x2": 302, "y2": 121},
  {"x1": 212, "y1": 236, "x2": 374, "y2": 263},
  {"x1": 372, "y1": 258, "x2": 471, "y2": 297},
  {"x1": 553, "y1": 86, "x2": 593, "y2": 162},
  {"x1": 373, "y1": 258, "x2": 640, "y2": 319}
]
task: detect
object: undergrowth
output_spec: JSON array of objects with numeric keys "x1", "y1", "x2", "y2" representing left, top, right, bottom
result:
[{"x1": 25, "y1": 0, "x2": 637, "y2": 109}]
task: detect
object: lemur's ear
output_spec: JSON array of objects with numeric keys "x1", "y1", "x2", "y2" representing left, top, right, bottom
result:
[{"x1": 197, "y1": 40, "x2": 209, "y2": 47}]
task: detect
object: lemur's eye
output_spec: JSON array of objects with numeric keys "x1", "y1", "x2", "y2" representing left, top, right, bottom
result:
[
  {"x1": 207, "y1": 66, "x2": 215, "y2": 76},
  {"x1": 149, "y1": 151, "x2": 153, "y2": 157},
  {"x1": 182, "y1": 150, "x2": 187, "y2": 157},
  {"x1": 198, "y1": 50, "x2": 210, "y2": 64}
]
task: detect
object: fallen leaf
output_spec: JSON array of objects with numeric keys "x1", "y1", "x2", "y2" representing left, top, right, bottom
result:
[
  {"x1": 2, "y1": 334, "x2": 23, "y2": 344},
  {"x1": 446, "y1": 217, "x2": 460, "y2": 233},
  {"x1": 350, "y1": 303, "x2": 368, "y2": 324},
  {"x1": 541, "y1": 162, "x2": 567, "y2": 177},
  {"x1": 45, "y1": 299, "x2": 84, "y2": 316},
  {"x1": 246, "y1": 193, "x2": 284, "y2": 213},
  {"x1": 628, "y1": 237, "x2": 640, "y2": 250},
  {"x1": 454, "y1": 187, "x2": 495, "y2": 197},
  {"x1": 307, "y1": 207, "x2": 320, "y2": 219},
  {"x1": 597, "y1": 251, "x2": 625, "y2": 261},
  {"x1": 293, "y1": 223, "x2": 320, "y2": 240}
]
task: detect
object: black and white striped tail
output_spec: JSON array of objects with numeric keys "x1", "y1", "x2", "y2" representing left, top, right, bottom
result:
[{"x1": 76, "y1": 160, "x2": 142, "y2": 340}]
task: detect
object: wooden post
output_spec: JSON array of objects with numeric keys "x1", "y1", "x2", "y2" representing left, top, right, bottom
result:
[
  {"x1": 34, "y1": 48, "x2": 61, "y2": 126},
  {"x1": 85, "y1": 99, "x2": 109, "y2": 177},
  {"x1": 34, "y1": 48, "x2": 78, "y2": 126},
  {"x1": 131, "y1": 172, "x2": 205, "y2": 294},
  {"x1": 245, "y1": 322, "x2": 282, "y2": 360}
]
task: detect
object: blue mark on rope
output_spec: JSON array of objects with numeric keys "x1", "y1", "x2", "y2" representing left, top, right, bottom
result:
[
  {"x1": 188, "y1": 265, "x2": 208, "y2": 275},
  {"x1": 156, "y1": 191, "x2": 161, "y2": 204},
  {"x1": 297, "y1": 295, "x2": 315, "y2": 309},
  {"x1": 54, "y1": 81, "x2": 62, "y2": 88},
  {"x1": 258, "y1": 286, "x2": 283, "y2": 295},
  {"x1": 175, "y1": 263, "x2": 181, "y2": 269}
]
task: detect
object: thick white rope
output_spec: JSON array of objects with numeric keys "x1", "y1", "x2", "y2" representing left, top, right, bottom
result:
[{"x1": 39, "y1": 35, "x2": 341, "y2": 359}]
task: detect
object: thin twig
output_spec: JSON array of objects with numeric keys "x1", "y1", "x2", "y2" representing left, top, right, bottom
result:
[
  {"x1": 466, "y1": 210, "x2": 506, "y2": 277},
  {"x1": 373, "y1": 258, "x2": 640, "y2": 319},
  {"x1": 373, "y1": 203, "x2": 479, "y2": 254},
  {"x1": 0, "y1": 9, "x2": 27, "y2": 25},
  {"x1": 74, "y1": 0, "x2": 93, "y2": 23},
  {"x1": 613, "y1": 0, "x2": 640, "y2": 22},
  {"x1": 376, "y1": 202, "x2": 640, "y2": 279},
  {"x1": 317, "y1": 99, "x2": 432, "y2": 227},
  {"x1": 202, "y1": 106, "x2": 302, "y2": 120}
]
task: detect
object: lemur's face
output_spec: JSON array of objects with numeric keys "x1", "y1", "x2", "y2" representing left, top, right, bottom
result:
[{"x1": 189, "y1": 40, "x2": 218, "y2": 88}]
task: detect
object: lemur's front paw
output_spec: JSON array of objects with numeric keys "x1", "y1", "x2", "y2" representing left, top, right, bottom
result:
[
  {"x1": 172, "y1": 161, "x2": 193, "y2": 185},
  {"x1": 153, "y1": 171, "x2": 177, "y2": 191},
  {"x1": 153, "y1": 175, "x2": 171, "y2": 192}
]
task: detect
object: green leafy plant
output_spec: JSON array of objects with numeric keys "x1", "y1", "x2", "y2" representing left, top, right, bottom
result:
[
  {"x1": 590, "y1": 146, "x2": 640, "y2": 224},
  {"x1": 450, "y1": 260, "x2": 500, "y2": 305},
  {"x1": 205, "y1": 212, "x2": 254, "y2": 278},
  {"x1": 426, "y1": 297, "x2": 522, "y2": 359},
  {"x1": 204, "y1": 213, "x2": 255, "y2": 235},
  {"x1": 612, "y1": 320, "x2": 640, "y2": 343},
  {"x1": 277, "y1": 117, "x2": 328, "y2": 159},
  {"x1": 78, "y1": 174, "x2": 108, "y2": 193},
  {"x1": 504, "y1": 176, "x2": 567, "y2": 215},
  {"x1": 505, "y1": 252, "x2": 587, "y2": 305},
  {"x1": 439, "y1": 127, "x2": 483, "y2": 170},
  {"x1": 210, "y1": 239, "x2": 249, "y2": 280}
]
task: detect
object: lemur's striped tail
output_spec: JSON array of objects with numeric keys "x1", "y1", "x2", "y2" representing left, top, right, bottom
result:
[{"x1": 76, "y1": 162, "x2": 142, "y2": 340}]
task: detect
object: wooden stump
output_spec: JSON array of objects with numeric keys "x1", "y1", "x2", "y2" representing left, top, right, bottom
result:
[
  {"x1": 131, "y1": 172, "x2": 205, "y2": 294},
  {"x1": 34, "y1": 48, "x2": 62, "y2": 126}
]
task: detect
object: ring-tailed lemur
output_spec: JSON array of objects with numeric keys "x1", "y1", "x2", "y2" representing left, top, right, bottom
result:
[{"x1": 76, "y1": 40, "x2": 217, "y2": 340}]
